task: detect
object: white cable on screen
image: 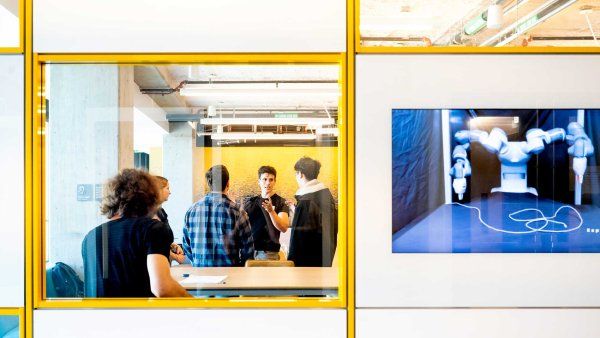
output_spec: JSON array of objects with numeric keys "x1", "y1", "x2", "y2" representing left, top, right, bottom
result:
[{"x1": 453, "y1": 203, "x2": 584, "y2": 235}]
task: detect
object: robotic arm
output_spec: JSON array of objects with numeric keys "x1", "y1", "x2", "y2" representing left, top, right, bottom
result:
[
  {"x1": 566, "y1": 122, "x2": 594, "y2": 205},
  {"x1": 450, "y1": 128, "x2": 509, "y2": 200}
]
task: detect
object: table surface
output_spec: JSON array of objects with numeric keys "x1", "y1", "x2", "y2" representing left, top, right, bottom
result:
[{"x1": 171, "y1": 265, "x2": 339, "y2": 290}]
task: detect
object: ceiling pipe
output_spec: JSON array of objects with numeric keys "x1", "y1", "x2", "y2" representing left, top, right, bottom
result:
[
  {"x1": 480, "y1": 0, "x2": 577, "y2": 46},
  {"x1": 139, "y1": 80, "x2": 338, "y2": 96}
]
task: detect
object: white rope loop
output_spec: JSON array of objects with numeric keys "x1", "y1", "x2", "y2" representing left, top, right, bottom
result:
[{"x1": 453, "y1": 203, "x2": 584, "y2": 235}]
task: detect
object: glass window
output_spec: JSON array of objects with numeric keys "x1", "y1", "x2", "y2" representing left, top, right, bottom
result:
[
  {"x1": 392, "y1": 109, "x2": 600, "y2": 253},
  {"x1": 41, "y1": 62, "x2": 343, "y2": 300},
  {"x1": 0, "y1": 314, "x2": 19, "y2": 338},
  {"x1": 360, "y1": 0, "x2": 600, "y2": 47},
  {"x1": 0, "y1": 0, "x2": 20, "y2": 48}
]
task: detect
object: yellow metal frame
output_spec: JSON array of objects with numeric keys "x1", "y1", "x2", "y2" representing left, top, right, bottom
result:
[
  {"x1": 346, "y1": 0, "x2": 355, "y2": 335},
  {"x1": 0, "y1": 308, "x2": 25, "y2": 338},
  {"x1": 25, "y1": 0, "x2": 33, "y2": 336},
  {"x1": 31, "y1": 53, "x2": 349, "y2": 309},
  {"x1": 0, "y1": 0, "x2": 24, "y2": 53},
  {"x1": 354, "y1": 0, "x2": 600, "y2": 54}
]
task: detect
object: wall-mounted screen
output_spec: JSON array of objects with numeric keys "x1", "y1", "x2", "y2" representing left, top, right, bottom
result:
[{"x1": 392, "y1": 109, "x2": 600, "y2": 253}]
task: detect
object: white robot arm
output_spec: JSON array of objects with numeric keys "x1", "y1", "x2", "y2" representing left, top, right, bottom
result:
[
  {"x1": 566, "y1": 122, "x2": 594, "y2": 204},
  {"x1": 450, "y1": 126, "x2": 566, "y2": 200}
]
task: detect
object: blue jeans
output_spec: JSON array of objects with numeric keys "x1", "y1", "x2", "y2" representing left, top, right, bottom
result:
[{"x1": 254, "y1": 251, "x2": 280, "y2": 260}]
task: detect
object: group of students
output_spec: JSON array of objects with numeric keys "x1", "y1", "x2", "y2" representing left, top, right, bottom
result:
[{"x1": 81, "y1": 156, "x2": 338, "y2": 298}]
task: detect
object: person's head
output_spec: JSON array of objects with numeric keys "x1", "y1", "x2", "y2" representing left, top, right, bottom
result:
[
  {"x1": 205, "y1": 165, "x2": 230, "y2": 192},
  {"x1": 154, "y1": 176, "x2": 171, "y2": 204},
  {"x1": 257, "y1": 166, "x2": 277, "y2": 196},
  {"x1": 294, "y1": 157, "x2": 321, "y2": 185},
  {"x1": 100, "y1": 169, "x2": 161, "y2": 219}
]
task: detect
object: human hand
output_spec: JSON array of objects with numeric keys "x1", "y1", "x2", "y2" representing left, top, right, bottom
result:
[
  {"x1": 170, "y1": 243, "x2": 186, "y2": 264},
  {"x1": 262, "y1": 198, "x2": 274, "y2": 213},
  {"x1": 285, "y1": 199, "x2": 296, "y2": 213}
]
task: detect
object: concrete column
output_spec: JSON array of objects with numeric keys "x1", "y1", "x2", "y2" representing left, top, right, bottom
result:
[
  {"x1": 163, "y1": 122, "x2": 198, "y2": 242},
  {"x1": 48, "y1": 65, "x2": 133, "y2": 277}
]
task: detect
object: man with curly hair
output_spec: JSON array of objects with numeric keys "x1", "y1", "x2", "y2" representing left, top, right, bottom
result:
[{"x1": 81, "y1": 169, "x2": 191, "y2": 297}]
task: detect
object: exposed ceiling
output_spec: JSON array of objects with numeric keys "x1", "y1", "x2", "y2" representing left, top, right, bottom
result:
[
  {"x1": 134, "y1": 64, "x2": 340, "y2": 113},
  {"x1": 133, "y1": 64, "x2": 341, "y2": 147},
  {"x1": 361, "y1": 0, "x2": 600, "y2": 46}
]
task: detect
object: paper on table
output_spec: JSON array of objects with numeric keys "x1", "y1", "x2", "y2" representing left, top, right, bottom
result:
[{"x1": 180, "y1": 275, "x2": 227, "y2": 284}]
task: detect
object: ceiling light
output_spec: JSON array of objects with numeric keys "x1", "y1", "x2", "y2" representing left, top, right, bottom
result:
[
  {"x1": 200, "y1": 117, "x2": 335, "y2": 126},
  {"x1": 210, "y1": 133, "x2": 317, "y2": 141},
  {"x1": 487, "y1": 3, "x2": 504, "y2": 29},
  {"x1": 481, "y1": 0, "x2": 577, "y2": 46},
  {"x1": 316, "y1": 127, "x2": 339, "y2": 136},
  {"x1": 180, "y1": 88, "x2": 340, "y2": 97}
]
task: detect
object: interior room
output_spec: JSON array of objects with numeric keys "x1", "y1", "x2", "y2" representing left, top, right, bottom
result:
[
  {"x1": 42, "y1": 62, "x2": 342, "y2": 298},
  {"x1": 360, "y1": 0, "x2": 600, "y2": 47}
]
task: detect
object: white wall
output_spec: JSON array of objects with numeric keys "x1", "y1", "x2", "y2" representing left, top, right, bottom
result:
[
  {"x1": 34, "y1": 309, "x2": 346, "y2": 338},
  {"x1": 47, "y1": 65, "x2": 122, "y2": 276},
  {"x1": 357, "y1": 309, "x2": 600, "y2": 338},
  {"x1": 0, "y1": 55, "x2": 24, "y2": 307},
  {"x1": 33, "y1": 0, "x2": 346, "y2": 52},
  {"x1": 356, "y1": 54, "x2": 600, "y2": 307}
]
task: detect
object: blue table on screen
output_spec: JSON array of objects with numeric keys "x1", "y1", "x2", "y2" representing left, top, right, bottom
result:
[{"x1": 392, "y1": 193, "x2": 600, "y2": 253}]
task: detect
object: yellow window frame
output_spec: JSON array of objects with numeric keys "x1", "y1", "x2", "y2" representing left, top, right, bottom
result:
[{"x1": 28, "y1": 53, "x2": 351, "y2": 309}]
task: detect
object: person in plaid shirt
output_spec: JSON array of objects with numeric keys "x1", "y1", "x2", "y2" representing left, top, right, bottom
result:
[{"x1": 183, "y1": 165, "x2": 254, "y2": 267}]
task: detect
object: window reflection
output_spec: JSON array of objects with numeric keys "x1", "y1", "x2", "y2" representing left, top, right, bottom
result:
[{"x1": 361, "y1": 0, "x2": 600, "y2": 47}]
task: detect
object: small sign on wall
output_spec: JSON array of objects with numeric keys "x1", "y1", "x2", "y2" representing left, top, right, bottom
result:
[
  {"x1": 76, "y1": 184, "x2": 93, "y2": 201},
  {"x1": 95, "y1": 184, "x2": 103, "y2": 201}
]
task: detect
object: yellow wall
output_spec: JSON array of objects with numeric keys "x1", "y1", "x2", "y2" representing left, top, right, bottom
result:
[{"x1": 195, "y1": 147, "x2": 338, "y2": 203}]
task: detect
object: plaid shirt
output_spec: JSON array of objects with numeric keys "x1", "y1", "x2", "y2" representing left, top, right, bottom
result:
[{"x1": 183, "y1": 192, "x2": 254, "y2": 267}]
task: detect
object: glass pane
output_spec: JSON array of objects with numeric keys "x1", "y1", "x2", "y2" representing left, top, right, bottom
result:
[
  {"x1": 392, "y1": 109, "x2": 600, "y2": 253},
  {"x1": 0, "y1": 0, "x2": 19, "y2": 48},
  {"x1": 361, "y1": 0, "x2": 600, "y2": 47},
  {"x1": 0, "y1": 315, "x2": 19, "y2": 338},
  {"x1": 43, "y1": 63, "x2": 341, "y2": 298}
]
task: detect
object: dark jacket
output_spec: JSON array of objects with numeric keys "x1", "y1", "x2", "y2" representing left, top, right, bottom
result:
[{"x1": 288, "y1": 182, "x2": 338, "y2": 267}]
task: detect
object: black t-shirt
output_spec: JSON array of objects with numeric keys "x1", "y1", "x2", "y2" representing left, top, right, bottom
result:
[
  {"x1": 81, "y1": 217, "x2": 173, "y2": 297},
  {"x1": 243, "y1": 194, "x2": 289, "y2": 252}
]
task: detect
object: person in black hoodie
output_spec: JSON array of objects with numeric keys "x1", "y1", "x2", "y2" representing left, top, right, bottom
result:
[{"x1": 287, "y1": 157, "x2": 338, "y2": 267}]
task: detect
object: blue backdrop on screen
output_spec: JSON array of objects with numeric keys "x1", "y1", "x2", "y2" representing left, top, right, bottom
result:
[{"x1": 392, "y1": 109, "x2": 600, "y2": 253}]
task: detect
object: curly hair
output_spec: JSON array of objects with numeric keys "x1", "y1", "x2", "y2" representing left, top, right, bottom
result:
[{"x1": 100, "y1": 169, "x2": 161, "y2": 218}]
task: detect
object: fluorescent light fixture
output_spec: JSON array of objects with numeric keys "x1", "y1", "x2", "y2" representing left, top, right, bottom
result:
[
  {"x1": 210, "y1": 132, "x2": 317, "y2": 141},
  {"x1": 316, "y1": 127, "x2": 339, "y2": 136},
  {"x1": 200, "y1": 117, "x2": 335, "y2": 126},
  {"x1": 180, "y1": 88, "x2": 340, "y2": 97}
]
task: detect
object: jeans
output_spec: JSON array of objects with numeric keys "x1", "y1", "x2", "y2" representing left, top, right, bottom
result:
[{"x1": 254, "y1": 251, "x2": 280, "y2": 260}]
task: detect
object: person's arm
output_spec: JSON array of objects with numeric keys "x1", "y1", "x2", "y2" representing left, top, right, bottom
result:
[
  {"x1": 147, "y1": 254, "x2": 192, "y2": 297},
  {"x1": 235, "y1": 210, "x2": 255, "y2": 264},
  {"x1": 262, "y1": 198, "x2": 290, "y2": 232},
  {"x1": 182, "y1": 209, "x2": 193, "y2": 260}
]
